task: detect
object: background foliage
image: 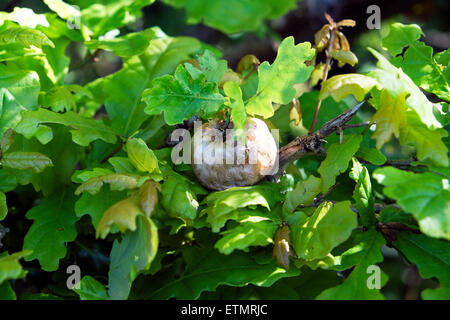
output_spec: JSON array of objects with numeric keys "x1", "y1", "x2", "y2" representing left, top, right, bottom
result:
[{"x1": 0, "y1": 0, "x2": 449, "y2": 300}]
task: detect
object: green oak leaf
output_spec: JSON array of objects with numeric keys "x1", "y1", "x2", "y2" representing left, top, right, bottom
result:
[
  {"x1": 373, "y1": 167, "x2": 450, "y2": 240},
  {"x1": 282, "y1": 175, "x2": 322, "y2": 215},
  {"x1": 291, "y1": 201, "x2": 357, "y2": 260},
  {"x1": 71, "y1": 168, "x2": 113, "y2": 183},
  {"x1": 85, "y1": 28, "x2": 158, "y2": 57},
  {"x1": 108, "y1": 157, "x2": 136, "y2": 174},
  {"x1": 400, "y1": 110, "x2": 449, "y2": 167},
  {"x1": 367, "y1": 48, "x2": 442, "y2": 129},
  {"x1": 215, "y1": 219, "x2": 277, "y2": 255},
  {"x1": 329, "y1": 50, "x2": 358, "y2": 67},
  {"x1": 108, "y1": 215, "x2": 158, "y2": 300},
  {"x1": 1, "y1": 152, "x2": 53, "y2": 173},
  {"x1": 23, "y1": 190, "x2": 78, "y2": 271},
  {"x1": 74, "y1": 276, "x2": 109, "y2": 300},
  {"x1": 15, "y1": 108, "x2": 118, "y2": 146},
  {"x1": 245, "y1": 37, "x2": 315, "y2": 118},
  {"x1": 382, "y1": 22, "x2": 423, "y2": 56},
  {"x1": 393, "y1": 231, "x2": 450, "y2": 286},
  {"x1": 421, "y1": 287, "x2": 450, "y2": 300},
  {"x1": 355, "y1": 146, "x2": 386, "y2": 165},
  {"x1": 382, "y1": 23, "x2": 449, "y2": 101},
  {"x1": 142, "y1": 64, "x2": 225, "y2": 125},
  {"x1": 349, "y1": 158, "x2": 375, "y2": 227},
  {"x1": 161, "y1": 0, "x2": 297, "y2": 34},
  {"x1": 319, "y1": 74, "x2": 380, "y2": 102},
  {"x1": 0, "y1": 281, "x2": 16, "y2": 300},
  {"x1": 74, "y1": 173, "x2": 147, "y2": 195},
  {"x1": 142, "y1": 245, "x2": 300, "y2": 299},
  {"x1": 0, "y1": 64, "x2": 40, "y2": 136},
  {"x1": 197, "y1": 49, "x2": 227, "y2": 83},
  {"x1": 160, "y1": 174, "x2": 199, "y2": 221},
  {"x1": 39, "y1": 86, "x2": 76, "y2": 112},
  {"x1": 75, "y1": 188, "x2": 128, "y2": 230},
  {"x1": 87, "y1": 57, "x2": 150, "y2": 137},
  {"x1": 202, "y1": 182, "x2": 283, "y2": 232},
  {"x1": 136, "y1": 29, "x2": 203, "y2": 80},
  {"x1": 370, "y1": 89, "x2": 448, "y2": 167},
  {"x1": 318, "y1": 134, "x2": 362, "y2": 193},
  {"x1": 80, "y1": 0, "x2": 155, "y2": 38},
  {"x1": 223, "y1": 81, "x2": 247, "y2": 142},
  {"x1": 316, "y1": 228, "x2": 387, "y2": 300},
  {"x1": 0, "y1": 26, "x2": 54, "y2": 48},
  {"x1": 0, "y1": 192, "x2": 6, "y2": 220},
  {"x1": 0, "y1": 251, "x2": 31, "y2": 284},
  {"x1": 96, "y1": 194, "x2": 144, "y2": 239},
  {"x1": 126, "y1": 137, "x2": 160, "y2": 174}
]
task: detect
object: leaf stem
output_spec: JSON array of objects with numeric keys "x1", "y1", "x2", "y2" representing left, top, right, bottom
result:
[{"x1": 309, "y1": 27, "x2": 336, "y2": 134}]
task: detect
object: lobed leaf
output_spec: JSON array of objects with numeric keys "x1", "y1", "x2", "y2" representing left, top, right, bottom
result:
[
  {"x1": 291, "y1": 201, "x2": 357, "y2": 261},
  {"x1": 393, "y1": 231, "x2": 450, "y2": 286},
  {"x1": 108, "y1": 216, "x2": 158, "y2": 300},
  {"x1": 1, "y1": 152, "x2": 53, "y2": 173},
  {"x1": 15, "y1": 108, "x2": 118, "y2": 146},
  {"x1": 23, "y1": 190, "x2": 79, "y2": 271},
  {"x1": 373, "y1": 167, "x2": 450, "y2": 240},
  {"x1": 245, "y1": 37, "x2": 315, "y2": 118},
  {"x1": 318, "y1": 134, "x2": 362, "y2": 193}
]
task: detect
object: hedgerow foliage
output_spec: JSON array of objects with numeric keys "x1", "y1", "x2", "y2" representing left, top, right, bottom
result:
[{"x1": 0, "y1": 0, "x2": 449, "y2": 300}]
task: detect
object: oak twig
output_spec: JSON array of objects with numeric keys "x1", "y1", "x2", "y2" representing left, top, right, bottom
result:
[
  {"x1": 309, "y1": 27, "x2": 335, "y2": 134},
  {"x1": 273, "y1": 100, "x2": 365, "y2": 179}
]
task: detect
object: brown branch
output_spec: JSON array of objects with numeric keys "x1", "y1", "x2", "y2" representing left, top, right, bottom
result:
[{"x1": 274, "y1": 100, "x2": 365, "y2": 179}]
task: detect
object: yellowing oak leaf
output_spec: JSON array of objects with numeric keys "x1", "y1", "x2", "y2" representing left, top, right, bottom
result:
[
  {"x1": 96, "y1": 194, "x2": 143, "y2": 239},
  {"x1": 273, "y1": 225, "x2": 293, "y2": 269},
  {"x1": 371, "y1": 90, "x2": 448, "y2": 166},
  {"x1": 139, "y1": 180, "x2": 161, "y2": 217},
  {"x1": 371, "y1": 90, "x2": 407, "y2": 149},
  {"x1": 75, "y1": 173, "x2": 147, "y2": 195},
  {"x1": 319, "y1": 74, "x2": 380, "y2": 102}
]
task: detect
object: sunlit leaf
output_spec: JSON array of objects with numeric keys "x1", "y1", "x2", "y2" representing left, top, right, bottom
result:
[{"x1": 245, "y1": 37, "x2": 315, "y2": 118}]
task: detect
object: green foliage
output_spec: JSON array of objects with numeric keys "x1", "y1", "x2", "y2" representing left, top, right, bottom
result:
[
  {"x1": 291, "y1": 201, "x2": 357, "y2": 260},
  {"x1": 15, "y1": 109, "x2": 118, "y2": 146},
  {"x1": 0, "y1": 251, "x2": 30, "y2": 284},
  {"x1": 393, "y1": 232, "x2": 450, "y2": 286},
  {"x1": 349, "y1": 158, "x2": 375, "y2": 227},
  {"x1": 316, "y1": 229, "x2": 387, "y2": 300},
  {"x1": 74, "y1": 276, "x2": 110, "y2": 300},
  {"x1": 202, "y1": 183, "x2": 282, "y2": 232},
  {"x1": 382, "y1": 23, "x2": 449, "y2": 101},
  {"x1": 0, "y1": 26, "x2": 54, "y2": 48},
  {"x1": 374, "y1": 167, "x2": 450, "y2": 240},
  {"x1": 282, "y1": 175, "x2": 321, "y2": 215},
  {"x1": 140, "y1": 245, "x2": 300, "y2": 299},
  {"x1": 319, "y1": 74, "x2": 379, "y2": 102},
  {"x1": 143, "y1": 64, "x2": 225, "y2": 125},
  {"x1": 108, "y1": 216, "x2": 158, "y2": 299},
  {"x1": 421, "y1": 287, "x2": 450, "y2": 300},
  {"x1": 318, "y1": 134, "x2": 362, "y2": 193},
  {"x1": 160, "y1": 0, "x2": 297, "y2": 34},
  {"x1": 245, "y1": 37, "x2": 315, "y2": 118},
  {"x1": 0, "y1": 3, "x2": 447, "y2": 301},
  {"x1": 22, "y1": 190, "x2": 78, "y2": 271}
]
